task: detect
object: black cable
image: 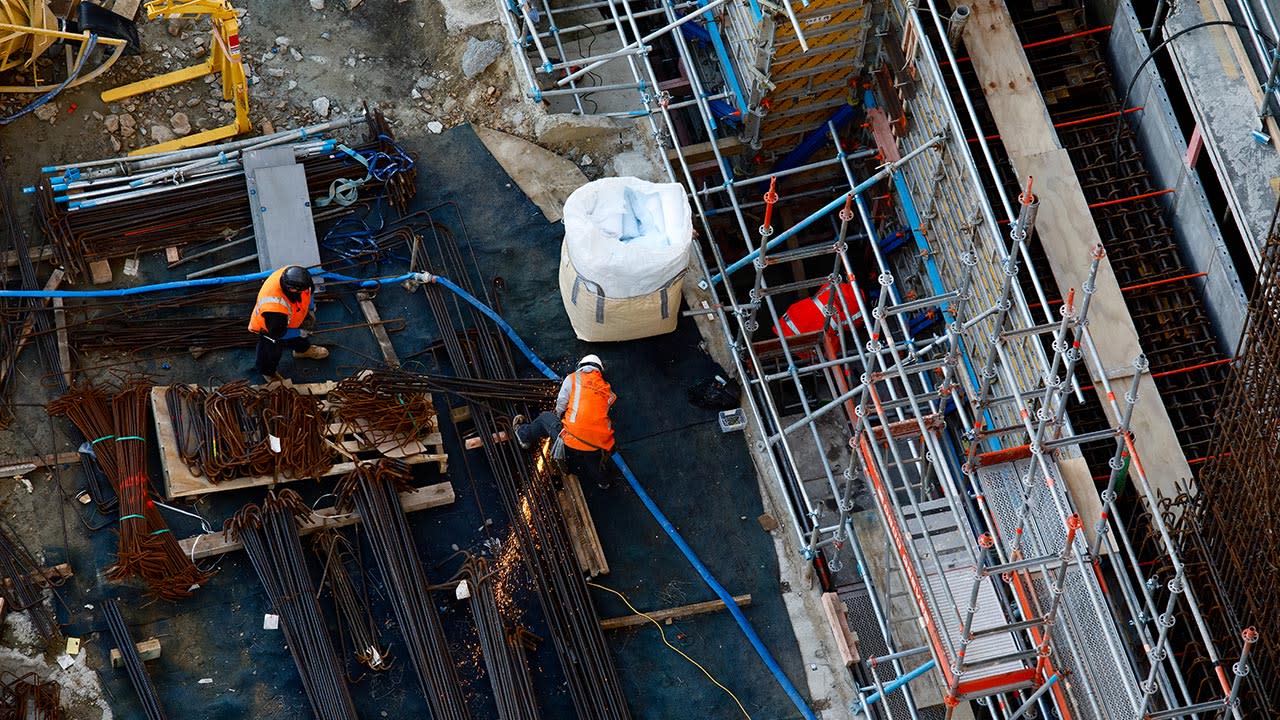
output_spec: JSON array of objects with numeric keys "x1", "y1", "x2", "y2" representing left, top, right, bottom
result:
[{"x1": 1114, "y1": 20, "x2": 1279, "y2": 163}]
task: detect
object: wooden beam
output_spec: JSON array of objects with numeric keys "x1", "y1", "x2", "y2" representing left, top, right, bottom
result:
[
  {"x1": 599, "y1": 593, "x2": 752, "y2": 631},
  {"x1": 465, "y1": 430, "x2": 511, "y2": 450},
  {"x1": 357, "y1": 292, "x2": 399, "y2": 367},
  {"x1": 52, "y1": 297, "x2": 71, "y2": 387},
  {"x1": 110, "y1": 637, "x2": 162, "y2": 668},
  {"x1": 177, "y1": 481, "x2": 455, "y2": 559},
  {"x1": 0, "y1": 246, "x2": 54, "y2": 269},
  {"x1": 0, "y1": 451, "x2": 81, "y2": 478},
  {"x1": 3, "y1": 563, "x2": 73, "y2": 591},
  {"x1": 557, "y1": 473, "x2": 608, "y2": 577},
  {"x1": 821, "y1": 592, "x2": 860, "y2": 667}
]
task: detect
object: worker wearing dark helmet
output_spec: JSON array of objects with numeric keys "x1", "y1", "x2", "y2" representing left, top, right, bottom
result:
[
  {"x1": 512, "y1": 354, "x2": 616, "y2": 488},
  {"x1": 248, "y1": 265, "x2": 329, "y2": 381}
]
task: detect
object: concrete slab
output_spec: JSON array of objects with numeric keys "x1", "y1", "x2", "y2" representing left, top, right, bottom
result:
[
  {"x1": 1163, "y1": 0, "x2": 1280, "y2": 268},
  {"x1": 962, "y1": 0, "x2": 1194, "y2": 499},
  {"x1": 473, "y1": 125, "x2": 587, "y2": 223}
]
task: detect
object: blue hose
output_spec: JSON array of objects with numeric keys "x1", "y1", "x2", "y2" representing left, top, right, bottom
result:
[
  {"x1": 424, "y1": 274, "x2": 818, "y2": 720},
  {"x1": 0, "y1": 268, "x2": 416, "y2": 299}
]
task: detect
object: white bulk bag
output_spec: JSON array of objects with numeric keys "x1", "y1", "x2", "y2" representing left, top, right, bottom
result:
[{"x1": 559, "y1": 177, "x2": 693, "y2": 342}]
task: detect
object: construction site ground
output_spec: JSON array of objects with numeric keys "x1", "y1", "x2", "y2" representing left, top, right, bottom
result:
[{"x1": 0, "y1": 2, "x2": 848, "y2": 716}]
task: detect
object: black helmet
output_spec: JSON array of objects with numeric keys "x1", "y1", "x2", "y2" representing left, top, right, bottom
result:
[{"x1": 280, "y1": 266, "x2": 313, "y2": 295}]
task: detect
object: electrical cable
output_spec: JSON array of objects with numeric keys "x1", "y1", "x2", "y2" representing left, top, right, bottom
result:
[
  {"x1": 1114, "y1": 19, "x2": 1278, "y2": 161},
  {"x1": 0, "y1": 34, "x2": 98, "y2": 126},
  {"x1": 587, "y1": 581, "x2": 752, "y2": 719}
]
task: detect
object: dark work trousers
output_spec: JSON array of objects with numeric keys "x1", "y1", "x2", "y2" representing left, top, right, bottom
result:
[
  {"x1": 515, "y1": 411, "x2": 614, "y2": 488},
  {"x1": 254, "y1": 332, "x2": 311, "y2": 375}
]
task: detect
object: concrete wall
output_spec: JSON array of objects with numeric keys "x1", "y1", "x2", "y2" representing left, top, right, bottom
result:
[{"x1": 1108, "y1": 1, "x2": 1248, "y2": 350}]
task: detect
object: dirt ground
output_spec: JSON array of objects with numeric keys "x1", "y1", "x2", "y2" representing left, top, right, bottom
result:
[{"x1": 0, "y1": 0, "x2": 658, "y2": 716}]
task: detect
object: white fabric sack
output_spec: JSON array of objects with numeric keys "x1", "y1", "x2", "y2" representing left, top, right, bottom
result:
[{"x1": 561, "y1": 177, "x2": 693, "y2": 298}]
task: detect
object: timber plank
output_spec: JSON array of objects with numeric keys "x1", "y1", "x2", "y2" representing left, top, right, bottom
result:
[{"x1": 178, "y1": 481, "x2": 455, "y2": 559}]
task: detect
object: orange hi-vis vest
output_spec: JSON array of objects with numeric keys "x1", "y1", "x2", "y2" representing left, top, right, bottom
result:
[
  {"x1": 778, "y1": 282, "x2": 863, "y2": 337},
  {"x1": 248, "y1": 267, "x2": 312, "y2": 333},
  {"x1": 560, "y1": 369, "x2": 616, "y2": 452}
]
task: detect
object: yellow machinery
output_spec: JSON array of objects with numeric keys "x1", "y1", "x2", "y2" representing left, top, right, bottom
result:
[
  {"x1": 0, "y1": 0, "x2": 134, "y2": 93},
  {"x1": 102, "y1": 0, "x2": 249, "y2": 154}
]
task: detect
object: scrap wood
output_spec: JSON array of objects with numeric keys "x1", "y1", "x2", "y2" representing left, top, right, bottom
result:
[
  {"x1": 599, "y1": 593, "x2": 753, "y2": 631},
  {"x1": 0, "y1": 451, "x2": 80, "y2": 478},
  {"x1": 177, "y1": 481, "x2": 455, "y2": 559}
]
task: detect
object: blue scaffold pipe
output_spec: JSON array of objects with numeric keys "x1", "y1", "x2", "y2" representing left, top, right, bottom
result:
[
  {"x1": 423, "y1": 272, "x2": 818, "y2": 720},
  {"x1": 856, "y1": 659, "x2": 936, "y2": 714}
]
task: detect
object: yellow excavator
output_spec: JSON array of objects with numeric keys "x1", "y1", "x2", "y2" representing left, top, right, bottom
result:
[{"x1": 101, "y1": 0, "x2": 250, "y2": 154}]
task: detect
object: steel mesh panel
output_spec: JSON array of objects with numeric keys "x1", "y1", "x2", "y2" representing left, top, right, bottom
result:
[
  {"x1": 838, "y1": 584, "x2": 915, "y2": 719},
  {"x1": 978, "y1": 461, "x2": 1144, "y2": 719}
]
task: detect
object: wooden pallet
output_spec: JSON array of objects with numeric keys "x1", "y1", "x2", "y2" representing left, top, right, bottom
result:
[{"x1": 152, "y1": 382, "x2": 447, "y2": 499}]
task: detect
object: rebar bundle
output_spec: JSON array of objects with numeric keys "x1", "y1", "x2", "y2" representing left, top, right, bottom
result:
[
  {"x1": 0, "y1": 522, "x2": 61, "y2": 644},
  {"x1": 0, "y1": 671, "x2": 62, "y2": 720},
  {"x1": 224, "y1": 490, "x2": 357, "y2": 720},
  {"x1": 452, "y1": 554, "x2": 541, "y2": 720},
  {"x1": 311, "y1": 529, "x2": 392, "y2": 675},
  {"x1": 47, "y1": 382, "x2": 212, "y2": 600},
  {"x1": 1193, "y1": 207, "x2": 1280, "y2": 714},
  {"x1": 410, "y1": 204, "x2": 630, "y2": 719},
  {"x1": 102, "y1": 600, "x2": 165, "y2": 720},
  {"x1": 334, "y1": 461, "x2": 470, "y2": 720}
]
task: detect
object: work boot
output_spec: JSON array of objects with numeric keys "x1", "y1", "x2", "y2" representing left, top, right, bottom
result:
[
  {"x1": 293, "y1": 345, "x2": 330, "y2": 361},
  {"x1": 261, "y1": 371, "x2": 285, "y2": 385},
  {"x1": 511, "y1": 414, "x2": 531, "y2": 449}
]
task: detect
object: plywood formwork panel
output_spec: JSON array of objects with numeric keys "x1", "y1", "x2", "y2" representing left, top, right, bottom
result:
[{"x1": 961, "y1": 0, "x2": 1192, "y2": 498}]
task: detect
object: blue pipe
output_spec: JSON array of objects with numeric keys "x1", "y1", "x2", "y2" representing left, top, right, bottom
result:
[
  {"x1": 0, "y1": 268, "x2": 415, "y2": 299},
  {"x1": 422, "y1": 274, "x2": 818, "y2": 720},
  {"x1": 856, "y1": 659, "x2": 936, "y2": 712},
  {"x1": 708, "y1": 159, "x2": 904, "y2": 286}
]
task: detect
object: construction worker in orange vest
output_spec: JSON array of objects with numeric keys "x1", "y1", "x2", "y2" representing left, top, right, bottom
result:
[
  {"x1": 248, "y1": 265, "x2": 329, "y2": 381},
  {"x1": 776, "y1": 281, "x2": 864, "y2": 338},
  {"x1": 512, "y1": 354, "x2": 617, "y2": 488}
]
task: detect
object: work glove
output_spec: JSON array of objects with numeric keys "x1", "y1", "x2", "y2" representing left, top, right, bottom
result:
[{"x1": 302, "y1": 311, "x2": 317, "y2": 330}]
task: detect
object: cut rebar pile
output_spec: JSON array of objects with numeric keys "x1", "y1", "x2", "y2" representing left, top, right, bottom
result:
[
  {"x1": 312, "y1": 529, "x2": 392, "y2": 675},
  {"x1": 102, "y1": 601, "x2": 165, "y2": 720},
  {"x1": 225, "y1": 490, "x2": 356, "y2": 720},
  {"x1": 0, "y1": 523, "x2": 61, "y2": 644},
  {"x1": 329, "y1": 376, "x2": 439, "y2": 447},
  {"x1": 453, "y1": 554, "x2": 541, "y2": 720},
  {"x1": 334, "y1": 461, "x2": 470, "y2": 720},
  {"x1": 0, "y1": 671, "x2": 63, "y2": 720},
  {"x1": 165, "y1": 380, "x2": 331, "y2": 483}
]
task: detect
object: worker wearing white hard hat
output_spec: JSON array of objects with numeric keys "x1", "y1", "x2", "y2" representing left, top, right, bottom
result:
[{"x1": 512, "y1": 354, "x2": 617, "y2": 488}]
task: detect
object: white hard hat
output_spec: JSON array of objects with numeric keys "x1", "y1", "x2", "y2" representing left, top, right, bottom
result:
[{"x1": 578, "y1": 354, "x2": 604, "y2": 371}]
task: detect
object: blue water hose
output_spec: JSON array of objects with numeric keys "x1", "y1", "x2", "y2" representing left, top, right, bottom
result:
[
  {"x1": 0, "y1": 268, "x2": 416, "y2": 299},
  {"x1": 421, "y1": 273, "x2": 819, "y2": 720}
]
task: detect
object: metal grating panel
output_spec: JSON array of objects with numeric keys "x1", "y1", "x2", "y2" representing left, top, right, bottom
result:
[{"x1": 978, "y1": 460, "x2": 1144, "y2": 719}]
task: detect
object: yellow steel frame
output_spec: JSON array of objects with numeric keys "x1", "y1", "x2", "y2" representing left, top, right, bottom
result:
[
  {"x1": 0, "y1": 24, "x2": 127, "y2": 92},
  {"x1": 101, "y1": 0, "x2": 250, "y2": 155}
]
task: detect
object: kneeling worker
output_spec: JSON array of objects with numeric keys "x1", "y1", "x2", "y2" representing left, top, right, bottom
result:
[
  {"x1": 513, "y1": 354, "x2": 616, "y2": 488},
  {"x1": 249, "y1": 265, "x2": 329, "y2": 381}
]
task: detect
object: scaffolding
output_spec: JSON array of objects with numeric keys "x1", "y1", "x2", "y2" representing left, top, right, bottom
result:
[{"x1": 498, "y1": 0, "x2": 1257, "y2": 716}]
